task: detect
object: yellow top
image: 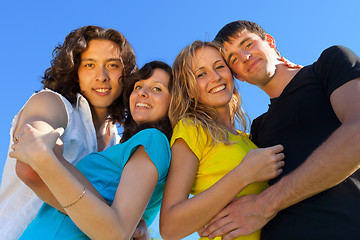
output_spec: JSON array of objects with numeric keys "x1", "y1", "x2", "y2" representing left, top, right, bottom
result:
[{"x1": 171, "y1": 119, "x2": 268, "y2": 240}]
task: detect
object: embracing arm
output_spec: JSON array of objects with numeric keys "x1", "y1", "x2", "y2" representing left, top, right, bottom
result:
[
  {"x1": 14, "y1": 92, "x2": 68, "y2": 210},
  {"x1": 201, "y1": 78, "x2": 360, "y2": 240},
  {"x1": 159, "y1": 139, "x2": 283, "y2": 240},
  {"x1": 11, "y1": 127, "x2": 158, "y2": 240},
  {"x1": 262, "y1": 78, "x2": 360, "y2": 217},
  {"x1": 13, "y1": 92, "x2": 105, "y2": 213}
]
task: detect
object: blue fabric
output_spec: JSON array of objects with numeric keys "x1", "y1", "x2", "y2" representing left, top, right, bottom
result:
[{"x1": 20, "y1": 128, "x2": 170, "y2": 240}]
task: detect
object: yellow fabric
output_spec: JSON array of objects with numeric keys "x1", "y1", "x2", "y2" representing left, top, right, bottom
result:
[{"x1": 171, "y1": 119, "x2": 268, "y2": 240}]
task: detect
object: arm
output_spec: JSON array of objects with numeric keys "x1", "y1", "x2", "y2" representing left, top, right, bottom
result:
[
  {"x1": 14, "y1": 92, "x2": 68, "y2": 210},
  {"x1": 201, "y1": 78, "x2": 360, "y2": 240},
  {"x1": 159, "y1": 139, "x2": 284, "y2": 240},
  {"x1": 13, "y1": 92, "x2": 105, "y2": 213},
  {"x1": 11, "y1": 125, "x2": 158, "y2": 240}
]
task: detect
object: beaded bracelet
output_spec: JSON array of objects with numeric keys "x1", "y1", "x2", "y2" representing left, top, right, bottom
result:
[{"x1": 62, "y1": 187, "x2": 86, "y2": 209}]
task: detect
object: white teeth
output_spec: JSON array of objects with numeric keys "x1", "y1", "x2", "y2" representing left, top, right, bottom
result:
[
  {"x1": 136, "y1": 102, "x2": 151, "y2": 108},
  {"x1": 95, "y1": 89, "x2": 109, "y2": 93},
  {"x1": 210, "y1": 85, "x2": 225, "y2": 93}
]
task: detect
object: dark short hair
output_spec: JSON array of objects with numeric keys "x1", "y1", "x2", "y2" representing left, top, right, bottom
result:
[
  {"x1": 41, "y1": 25, "x2": 137, "y2": 124},
  {"x1": 214, "y1": 20, "x2": 280, "y2": 56},
  {"x1": 121, "y1": 61, "x2": 173, "y2": 142}
]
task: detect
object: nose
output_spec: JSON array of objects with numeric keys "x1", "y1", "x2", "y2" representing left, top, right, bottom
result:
[
  {"x1": 211, "y1": 69, "x2": 222, "y2": 83},
  {"x1": 96, "y1": 66, "x2": 109, "y2": 82},
  {"x1": 239, "y1": 50, "x2": 251, "y2": 62},
  {"x1": 138, "y1": 87, "x2": 149, "y2": 98}
]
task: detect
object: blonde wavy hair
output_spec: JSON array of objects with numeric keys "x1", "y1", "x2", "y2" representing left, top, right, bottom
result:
[{"x1": 169, "y1": 40, "x2": 249, "y2": 145}]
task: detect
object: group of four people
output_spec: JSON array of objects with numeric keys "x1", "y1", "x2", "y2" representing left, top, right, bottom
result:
[{"x1": 1, "y1": 20, "x2": 360, "y2": 240}]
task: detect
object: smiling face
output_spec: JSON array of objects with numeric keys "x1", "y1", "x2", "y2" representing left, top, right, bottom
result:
[
  {"x1": 129, "y1": 69, "x2": 171, "y2": 125},
  {"x1": 77, "y1": 39, "x2": 123, "y2": 115},
  {"x1": 192, "y1": 46, "x2": 234, "y2": 110},
  {"x1": 222, "y1": 30, "x2": 278, "y2": 87}
]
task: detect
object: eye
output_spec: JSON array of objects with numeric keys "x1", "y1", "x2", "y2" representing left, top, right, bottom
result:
[
  {"x1": 215, "y1": 65, "x2": 225, "y2": 70},
  {"x1": 134, "y1": 85, "x2": 142, "y2": 90},
  {"x1": 196, "y1": 72, "x2": 206, "y2": 79},
  {"x1": 231, "y1": 57, "x2": 238, "y2": 65},
  {"x1": 107, "y1": 63, "x2": 120, "y2": 69},
  {"x1": 84, "y1": 63, "x2": 94, "y2": 68},
  {"x1": 152, "y1": 86, "x2": 162, "y2": 92},
  {"x1": 245, "y1": 42, "x2": 252, "y2": 49}
]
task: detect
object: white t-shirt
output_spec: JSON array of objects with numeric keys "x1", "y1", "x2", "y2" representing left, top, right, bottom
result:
[{"x1": 0, "y1": 89, "x2": 120, "y2": 240}]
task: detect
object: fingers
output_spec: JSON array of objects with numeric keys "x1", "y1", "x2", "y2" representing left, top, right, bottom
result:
[
  {"x1": 277, "y1": 160, "x2": 285, "y2": 168},
  {"x1": 207, "y1": 205, "x2": 230, "y2": 226},
  {"x1": 54, "y1": 127, "x2": 65, "y2": 137},
  {"x1": 8, "y1": 150, "x2": 16, "y2": 159},
  {"x1": 131, "y1": 218, "x2": 149, "y2": 240},
  {"x1": 13, "y1": 136, "x2": 20, "y2": 144},
  {"x1": 200, "y1": 205, "x2": 232, "y2": 237},
  {"x1": 207, "y1": 221, "x2": 240, "y2": 240},
  {"x1": 266, "y1": 144, "x2": 284, "y2": 153}
]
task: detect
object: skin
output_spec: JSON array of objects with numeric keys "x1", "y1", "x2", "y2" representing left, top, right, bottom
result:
[
  {"x1": 199, "y1": 31, "x2": 360, "y2": 239},
  {"x1": 193, "y1": 47, "x2": 235, "y2": 133},
  {"x1": 10, "y1": 72, "x2": 172, "y2": 240},
  {"x1": 159, "y1": 46, "x2": 285, "y2": 240},
  {"x1": 77, "y1": 40, "x2": 124, "y2": 136},
  {"x1": 14, "y1": 39, "x2": 124, "y2": 212},
  {"x1": 130, "y1": 69, "x2": 171, "y2": 125}
]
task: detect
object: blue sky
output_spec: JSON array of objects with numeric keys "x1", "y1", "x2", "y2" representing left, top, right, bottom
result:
[{"x1": 1, "y1": 0, "x2": 359, "y2": 239}]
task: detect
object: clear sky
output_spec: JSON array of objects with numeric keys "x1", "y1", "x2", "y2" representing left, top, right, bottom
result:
[{"x1": 1, "y1": 0, "x2": 359, "y2": 239}]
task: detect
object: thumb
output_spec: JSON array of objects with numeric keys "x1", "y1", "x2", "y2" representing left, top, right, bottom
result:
[
  {"x1": 47, "y1": 127, "x2": 64, "y2": 143},
  {"x1": 54, "y1": 127, "x2": 64, "y2": 137}
]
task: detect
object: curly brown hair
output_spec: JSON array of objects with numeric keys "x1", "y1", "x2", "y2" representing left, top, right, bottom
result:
[
  {"x1": 41, "y1": 25, "x2": 137, "y2": 124},
  {"x1": 120, "y1": 61, "x2": 173, "y2": 143}
]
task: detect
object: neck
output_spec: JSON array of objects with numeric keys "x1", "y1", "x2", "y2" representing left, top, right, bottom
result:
[
  {"x1": 260, "y1": 63, "x2": 301, "y2": 99},
  {"x1": 215, "y1": 106, "x2": 237, "y2": 135},
  {"x1": 91, "y1": 108, "x2": 110, "y2": 138}
]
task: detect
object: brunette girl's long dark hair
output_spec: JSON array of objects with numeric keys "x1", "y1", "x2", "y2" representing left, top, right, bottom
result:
[{"x1": 121, "y1": 61, "x2": 173, "y2": 143}]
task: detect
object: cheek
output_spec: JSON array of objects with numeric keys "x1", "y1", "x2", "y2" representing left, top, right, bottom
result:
[{"x1": 129, "y1": 94, "x2": 135, "y2": 113}]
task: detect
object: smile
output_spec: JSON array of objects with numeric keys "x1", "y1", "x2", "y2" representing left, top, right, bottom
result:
[
  {"x1": 136, "y1": 102, "x2": 152, "y2": 108},
  {"x1": 210, "y1": 85, "x2": 226, "y2": 93},
  {"x1": 247, "y1": 59, "x2": 261, "y2": 72},
  {"x1": 94, "y1": 88, "x2": 110, "y2": 93}
]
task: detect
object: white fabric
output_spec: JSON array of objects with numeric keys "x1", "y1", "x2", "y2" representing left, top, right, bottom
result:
[{"x1": 0, "y1": 89, "x2": 120, "y2": 240}]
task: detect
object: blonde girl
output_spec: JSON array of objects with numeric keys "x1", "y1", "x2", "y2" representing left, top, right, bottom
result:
[{"x1": 160, "y1": 41, "x2": 284, "y2": 240}]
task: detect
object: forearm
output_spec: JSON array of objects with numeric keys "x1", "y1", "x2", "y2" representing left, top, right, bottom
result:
[
  {"x1": 16, "y1": 148, "x2": 106, "y2": 213},
  {"x1": 161, "y1": 165, "x2": 251, "y2": 239},
  {"x1": 262, "y1": 120, "x2": 360, "y2": 218},
  {"x1": 16, "y1": 160, "x2": 64, "y2": 210},
  {"x1": 33, "y1": 152, "x2": 130, "y2": 240}
]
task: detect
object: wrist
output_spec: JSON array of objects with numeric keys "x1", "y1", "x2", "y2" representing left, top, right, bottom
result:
[
  {"x1": 32, "y1": 151, "x2": 58, "y2": 174},
  {"x1": 233, "y1": 164, "x2": 252, "y2": 189},
  {"x1": 258, "y1": 183, "x2": 284, "y2": 220}
]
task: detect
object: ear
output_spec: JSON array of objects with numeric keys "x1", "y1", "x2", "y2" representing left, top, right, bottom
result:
[{"x1": 266, "y1": 34, "x2": 276, "y2": 48}]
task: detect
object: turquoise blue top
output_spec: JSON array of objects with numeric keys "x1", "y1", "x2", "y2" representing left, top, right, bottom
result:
[{"x1": 20, "y1": 129, "x2": 171, "y2": 240}]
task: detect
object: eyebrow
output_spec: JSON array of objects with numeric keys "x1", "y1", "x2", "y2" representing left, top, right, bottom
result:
[
  {"x1": 153, "y1": 79, "x2": 170, "y2": 88},
  {"x1": 226, "y1": 37, "x2": 251, "y2": 64},
  {"x1": 195, "y1": 59, "x2": 224, "y2": 72},
  {"x1": 81, "y1": 58, "x2": 122, "y2": 62}
]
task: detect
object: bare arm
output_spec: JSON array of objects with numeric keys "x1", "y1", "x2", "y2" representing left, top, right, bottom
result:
[
  {"x1": 159, "y1": 139, "x2": 284, "y2": 240},
  {"x1": 201, "y1": 78, "x2": 360, "y2": 240},
  {"x1": 14, "y1": 92, "x2": 68, "y2": 210},
  {"x1": 261, "y1": 78, "x2": 360, "y2": 214},
  {"x1": 13, "y1": 92, "x2": 105, "y2": 212},
  {"x1": 11, "y1": 126, "x2": 158, "y2": 240}
]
